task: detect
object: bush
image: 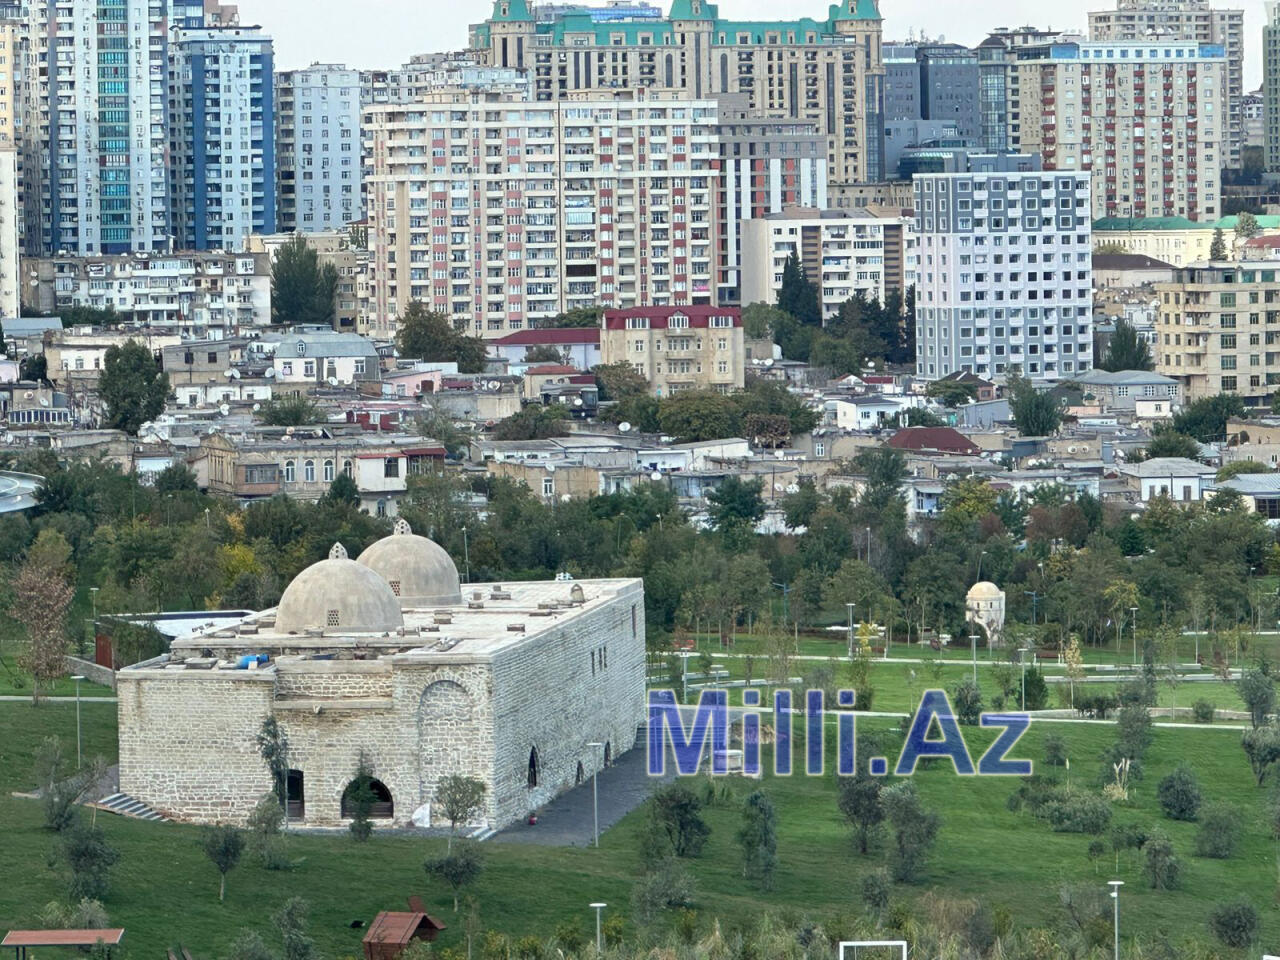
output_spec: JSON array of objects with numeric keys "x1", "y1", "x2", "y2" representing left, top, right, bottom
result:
[
  {"x1": 1194, "y1": 803, "x2": 1243, "y2": 859},
  {"x1": 1208, "y1": 897, "x2": 1260, "y2": 948},
  {"x1": 951, "y1": 678, "x2": 983, "y2": 725},
  {"x1": 1043, "y1": 733, "x2": 1068, "y2": 767},
  {"x1": 630, "y1": 858, "x2": 696, "y2": 926},
  {"x1": 1116, "y1": 704, "x2": 1153, "y2": 761},
  {"x1": 1157, "y1": 765, "x2": 1203, "y2": 821},
  {"x1": 1192, "y1": 699, "x2": 1215, "y2": 723},
  {"x1": 861, "y1": 869, "x2": 891, "y2": 915},
  {"x1": 1041, "y1": 790, "x2": 1113, "y2": 835},
  {"x1": 1143, "y1": 832, "x2": 1181, "y2": 890}
]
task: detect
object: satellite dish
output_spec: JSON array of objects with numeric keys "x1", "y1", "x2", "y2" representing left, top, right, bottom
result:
[
  {"x1": 223, "y1": 368, "x2": 235, "y2": 379},
  {"x1": 764, "y1": 359, "x2": 775, "y2": 367},
  {"x1": 252, "y1": 402, "x2": 261, "y2": 412},
  {"x1": 327, "y1": 376, "x2": 339, "y2": 386},
  {"x1": 545, "y1": 463, "x2": 556, "y2": 473},
  {"x1": 38, "y1": 396, "x2": 50, "y2": 407},
  {"x1": 285, "y1": 425, "x2": 295, "y2": 435},
  {"x1": 264, "y1": 368, "x2": 275, "y2": 378},
  {"x1": 560, "y1": 494, "x2": 572, "y2": 503},
  {"x1": 229, "y1": 368, "x2": 241, "y2": 380},
  {"x1": 487, "y1": 380, "x2": 501, "y2": 390},
  {"x1": 573, "y1": 397, "x2": 583, "y2": 407},
  {"x1": 650, "y1": 470, "x2": 662, "y2": 482},
  {"x1": 786, "y1": 484, "x2": 800, "y2": 494},
  {"x1": 219, "y1": 404, "x2": 230, "y2": 416},
  {"x1": 618, "y1": 421, "x2": 632, "y2": 433}
]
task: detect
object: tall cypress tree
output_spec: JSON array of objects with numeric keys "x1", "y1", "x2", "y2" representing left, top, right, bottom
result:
[{"x1": 777, "y1": 250, "x2": 821, "y2": 326}]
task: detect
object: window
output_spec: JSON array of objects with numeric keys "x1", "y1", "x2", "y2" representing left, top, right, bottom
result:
[
  {"x1": 323, "y1": 459, "x2": 334, "y2": 482},
  {"x1": 283, "y1": 460, "x2": 296, "y2": 482},
  {"x1": 384, "y1": 458, "x2": 400, "y2": 478},
  {"x1": 528, "y1": 747, "x2": 540, "y2": 788},
  {"x1": 286, "y1": 770, "x2": 305, "y2": 820},
  {"x1": 326, "y1": 608, "x2": 340, "y2": 626},
  {"x1": 343, "y1": 459, "x2": 354, "y2": 478},
  {"x1": 304, "y1": 459, "x2": 316, "y2": 482},
  {"x1": 542, "y1": 477, "x2": 554, "y2": 496},
  {"x1": 340, "y1": 776, "x2": 393, "y2": 819}
]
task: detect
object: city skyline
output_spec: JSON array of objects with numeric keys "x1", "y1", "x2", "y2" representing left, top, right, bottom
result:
[{"x1": 238, "y1": 0, "x2": 1268, "y2": 87}]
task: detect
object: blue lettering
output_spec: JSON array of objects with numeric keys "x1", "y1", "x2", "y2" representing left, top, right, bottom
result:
[
  {"x1": 647, "y1": 689, "x2": 727, "y2": 776},
  {"x1": 837, "y1": 688, "x2": 857, "y2": 775},
  {"x1": 895, "y1": 689, "x2": 976, "y2": 775},
  {"x1": 977, "y1": 713, "x2": 1033, "y2": 775},
  {"x1": 743, "y1": 688, "x2": 761, "y2": 776},
  {"x1": 774, "y1": 689, "x2": 792, "y2": 775}
]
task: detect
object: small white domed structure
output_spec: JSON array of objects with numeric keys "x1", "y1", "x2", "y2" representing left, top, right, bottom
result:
[
  {"x1": 966, "y1": 581, "x2": 1006, "y2": 647},
  {"x1": 356, "y1": 519, "x2": 463, "y2": 608},
  {"x1": 275, "y1": 542, "x2": 405, "y2": 634}
]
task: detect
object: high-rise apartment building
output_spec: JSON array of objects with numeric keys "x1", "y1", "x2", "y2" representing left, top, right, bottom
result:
[
  {"x1": 23, "y1": 0, "x2": 171, "y2": 256},
  {"x1": 168, "y1": 25, "x2": 275, "y2": 251},
  {"x1": 913, "y1": 155, "x2": 1094, "y2": 381},
  {"x1": 275, "y1": 64, "x2": 362, "y2": 232},
  {"x1": 1088, "y1": 0, "x2": 1244, "y2": 167},
  {"x1": 1267, "y1": 3, "x2": 1280, "y2": 172},
  {"x1": 983, "y1": 35, "x2": 1225, "y2": 222},
  {"x1": 1155, "y1": 262, "x2": 1280, "y2": 403},
  {"x1": 884, "y1": 41, "x2": 981, "y2": 142},
  {"x1": 0, "y1": 144, "x2": 19, "y2": 317},
  {"x1": 470, "y1": 0, "x2": 886, "y2": 187},
  {"x1": 364, "y1": 89, "x2": 722, "y2": 340}
]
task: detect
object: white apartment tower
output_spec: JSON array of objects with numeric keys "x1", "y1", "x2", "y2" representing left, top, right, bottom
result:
[
  {"x1": 364, "y1": 89, "x2": 722, "y2": 340},
  {"x1": 1089, "y1": 0, "x2": 1244, "y2": 167},
  {"x1": 275, "y1": 63, "x2": 362, "y2": 232},
  {"x1": 914, "y1": 159, "x2": 1094, "y2": 382}
]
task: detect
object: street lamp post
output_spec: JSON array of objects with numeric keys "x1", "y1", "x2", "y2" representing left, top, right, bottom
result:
[
  {"x1": 589, "y1": 903, "x2": 607, "y2": 954},
  {"x1": 846, "y1": 603, "x2": 856, "y2": 661},
  {"x1": 865, "y1": 526, "x2": 871, "y2": 564},
  {"x1": 1108, "y1": 881, "x2": 1124, "y2": 960},
  {"x1": 71, "y1": 675, "x2": 85, "y2": 768},
  {"x1": 461, "y1": 526, "x2": 471, "y2": 583},
  {"x1": 1024, "y1": 590, "x2": 1039, "y2": 626},
  {"x1": 1129, "y1": 606, "x2": 1139, "y2": 666},
  {"x1": 970, "y1": 634, "x2": 979, "y2": 683},
  {"x1": 587, "y1": 741, "x2": 605, "y2": 848}
]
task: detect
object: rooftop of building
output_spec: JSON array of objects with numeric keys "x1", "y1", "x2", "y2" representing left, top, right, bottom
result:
[
  {"x1": 1092, "y1": 253, "x2": 1177, "y2": 271},
  {"x1": 1213, "y1": 473, "x2": 1280, "y2": 495},
  {"x1": 491, "y1": 328, "x2": 601, "y2": 346},
  {"x1": 1073, "y1": 369, "x2": 1179, "y2": 385},
  {"x1": 1094, "y1": 215, "x2": 1280, "y2": 231},
  {"x1": 1116, "y1": 457, "x2": 1216, "y2": 477}
]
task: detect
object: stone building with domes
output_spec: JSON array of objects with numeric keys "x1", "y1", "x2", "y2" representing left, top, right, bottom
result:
[
  {"x1": 965, "y1": 581, "x2": 1006, "y2": 648},
  {"x1": 116, "y1": 521, "x2": 645, "y2": 830}
]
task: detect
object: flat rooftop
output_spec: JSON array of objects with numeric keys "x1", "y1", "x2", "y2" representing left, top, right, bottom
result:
[{"x1": 126, "y1": 578, "x2": 638, "y2": 673}]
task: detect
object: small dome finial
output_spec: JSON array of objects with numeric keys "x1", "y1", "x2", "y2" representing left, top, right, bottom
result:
[
  {"x1": 394, "y1": 518, "x2": 413, "y2": 536},
  {"x1": 329, "y1": 542, "x2": 348, "y2": 560}
]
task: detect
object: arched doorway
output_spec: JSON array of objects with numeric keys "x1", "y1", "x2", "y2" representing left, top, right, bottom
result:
[
  {"x1": 528, "y1": 746, "x2": 540, "y2": 788},
  {"x1": 603, "y1": 741, "x2": 612, "y2": 767},
  {"x1": 341, "y1": 776, "x2": 394, "y2": 819},
  {"x1": 286, "y1": 769, "x2": 305, "y2": 820},
  {"x1": 575, "y1": 760, "x2": 585, "y2": 785}
]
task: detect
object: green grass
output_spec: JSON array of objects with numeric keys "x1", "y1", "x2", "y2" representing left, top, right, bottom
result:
[
  {"x1": 0, "y1": 674, "x2": 114, "y2": 699},
  {"x1": 2, "y1": 697, "x2": 1278, "y2": 958}
]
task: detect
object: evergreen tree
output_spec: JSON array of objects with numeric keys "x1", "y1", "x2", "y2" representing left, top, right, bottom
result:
[
  {"x1": 99, "y1": 340, "x2": 169, "y2": 434},
  {"x1": 395, "y1": 302, "x2": 487, "y2": 374},
  {"x1": 1210, "y1": 228, "x2": 1227, "y2": 261},
  {"x1": 736, "y1": 790, "x2": 778, "y2": 890},
  {"x1": 271, "y1": 236, "x2": 338, "y2": 327},
  {"x1": 777, "y1": 250, "x2": 821, "y2": 326},
  {"x1": 1099, "y1": 318, "x2": 1154, "y2": 372},
  {"x1": 1007, "y1": 371, "x2": 1063, "y2": 437}
]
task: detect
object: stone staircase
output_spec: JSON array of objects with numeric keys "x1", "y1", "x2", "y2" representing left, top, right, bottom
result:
[{"x1": 93, "y1": 793, "x2": 170, "y2": 822}]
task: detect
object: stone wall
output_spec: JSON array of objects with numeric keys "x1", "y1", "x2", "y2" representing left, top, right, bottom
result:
[
  {"x1": 117, "y1": 670, "x2": 275, "y2": 823},
  {"x1": 273, "y1": 659, "x2": 394, "y2": 701},
  {"x1": 489, "y1": 580, "x2": 646, "y2": 826},
  {"x1": 66, "y1": 656, "x2": 115, "y2": 691}
]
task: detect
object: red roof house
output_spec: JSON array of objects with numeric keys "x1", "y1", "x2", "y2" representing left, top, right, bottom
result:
[{"x1": 886, "y1": 427, "x2": 981, "y2": 456}]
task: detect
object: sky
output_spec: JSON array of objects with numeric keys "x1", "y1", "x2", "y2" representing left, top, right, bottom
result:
[{"x1": 239, "y1": 0, "x2": 1268, "y2": 89}]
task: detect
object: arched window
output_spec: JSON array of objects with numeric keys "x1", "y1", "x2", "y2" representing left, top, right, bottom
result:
[
  {"x1": 341, "y1": 776, "x2": 394, "y2": 819},
  {"x1": 604, "y1": 741, "x2": 612, "y2": 767},
  {"x1": 323, "y1": 459, "x2": 335, "y2": 482},
  {"x1": 720, "y1": 53, "x2": 728, "y2": 91},
  {"x1": 576, "y1": 761, "x2": 585, "y2": 785},
  {"x1": 664, "y1": 53, "x2": 674, "y2": 88},
  {"x1": 528, "y1": 746, "x2": 540, "y2": 788},
  {"x1": 343, "y1": 459, "x2": 354, "y2": 478},
  {"x1": 304, "y1": 459, "x2": 316, "y2": 483},
  {"x1": 283, "y1": 460, "x2": 296, "y2": 483},
  {"x1": 286, "y1": 769, "x2": 305, "y2": 819}
]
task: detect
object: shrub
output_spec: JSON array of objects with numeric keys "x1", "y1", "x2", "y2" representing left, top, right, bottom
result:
[
  {"x1": 860, "y1": 869, "x2": 890, "y2": 915},
  {"x1": 1208, "y1": 897, "x2": 1260, "y2": 949},
  {"x1": 1194, "y1": 803, "x2": 1242, "y2": 859},
  {"x1": 1116, "y1": 704, "x2": 1154, "y2": 761},
  {"x1": 1041, "y1": 790, "x2": 1113, "y2": 835},
  {"x1": 1192, "y1": 699, "x2": 1215, "y2": 723},
  {"x1": 630, "y1": 858, "x2": 696, "y2": 926},
  {"x1": 1143, "y1": 832, "x2": 1181, "y2": 890},
  {"x1": 951, "y1": 678, "x2": 983, "y2": 725},
  {"x1": 1157, "y1": 765, "x2": 1203, "y2": 821},
  {"x1": 1043, "y1": 733, "x2": 1068, "y2": 767}
]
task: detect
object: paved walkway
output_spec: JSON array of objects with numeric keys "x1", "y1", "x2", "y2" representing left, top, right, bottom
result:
[
  {"x1": 0, "y1": 695, "x2": 117, "y2": 703},
  {"x1": 492, "y1": 729, "x2": 675, "y2": 848}
]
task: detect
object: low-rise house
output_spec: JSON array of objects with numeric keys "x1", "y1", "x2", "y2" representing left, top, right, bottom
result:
[
  {"x1": 489, "y1": 328, "x2": 601, "y2": 370},
  {"x1": 1211, "y1": 472, "x2": 1280, "y2": 519},
  {"x1": 833, "y1": 395, "x2": 911, "y2": 430},
  {"x1": 887, "y1": 426, "x2": 981, "y2": 457},
  {"x1": 270, "y1": 332, "x2": 382, "y2": 387},
  {"x1": 1073, "y1": 369, "x2": 1180, "y2": 413},
  {"x1": 935, "y1": 370, "x2": 997, "y2": 402},
  {"x1": 2, "y1": 382, "x2": 72, "y2": 429},
  {"x1": 1115, "y1": 457, "x2": 1216, "y2": 503},
  {"x1": 45, "y1": 330, "x2": 183, "y2": 389}
]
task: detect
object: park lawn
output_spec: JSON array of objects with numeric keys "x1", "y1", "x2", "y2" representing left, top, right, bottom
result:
[
  {"x1": 2, "y1": 699, "x2": 1278, "y2": 958},
  {"x1": 0, "y1": 675, "x2": 115, "y2": 699}
]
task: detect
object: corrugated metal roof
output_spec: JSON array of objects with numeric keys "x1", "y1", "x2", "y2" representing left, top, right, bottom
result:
[{"x1": 3, "y1": 930, "x2": 126, "y2": 947}]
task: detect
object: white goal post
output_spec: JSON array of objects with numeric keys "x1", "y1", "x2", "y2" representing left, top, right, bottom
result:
[{"x1": 839, "y1": 941, "x2": 908, "y2": 960}]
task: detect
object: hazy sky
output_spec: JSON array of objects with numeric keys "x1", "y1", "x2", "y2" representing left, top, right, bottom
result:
[{"x1": 238, "y1": 0, "x2": 1268, "y2": 89}]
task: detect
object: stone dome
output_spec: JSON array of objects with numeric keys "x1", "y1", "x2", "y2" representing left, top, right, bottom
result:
[
  {"x1": 967, "y1": 581, "x2": 1004, "y2": 601},
  {"x1": 356, "y1": 519, "x2": 463, "y2": 607},
  {"x1": 275, "y1": 543, "x2": 405, "y2": 634}
]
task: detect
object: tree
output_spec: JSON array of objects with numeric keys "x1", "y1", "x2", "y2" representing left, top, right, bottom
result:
[
  {"x1": 707, "y1": 476, "x2": 765, "y2": 531},
  {"x1": 58, "y1": 305, "x2": 119, "y2": 329},
  {"x1": 1195, "y1": 802, "x2": 1242, "y2": 859},
  {"x1": 255, "y1": 717, "x2": 290, "y2": 816},
  {"x1": 650, "y1": 783, "x2": 711, "y2": 857},
  {"x1": 1007, "y1": 371, "x2": 1062, "y2": 437},
  {"x1": 201, "y1": 824, "x2": 245, "y2": 902},
  {"x1": 226, "y1": 932, "x2": 275, "y2": 960},
  {"x1": 1241, "y1": 724, "x2": 1280, "y2": 785},
  {"x1": 1156, "y1": 765, "x2": 1202, "y2": 821},
  {"x1": 1237, "y1": 665, "x2": 1275, "y2": 728},
  {"x1": 837, "y1": 772, "x2": 884, "y2": 854},
  {"x1": 99, "y1": 340, "x2": 169, "y2": 434},
  {"x1": 1208, "y1": 898, "x2": 1260, "y2": 948},
  {"x1": 537, "y1": 306, "x2": 601, "y2": 328},
  {"x1": 9, "y1": 531, "x2": 74, "y2": 704},
  {"x1": 1216, "y1": 459, "x2": 1272, "y2": 481},
  {"x1": 1099, "y1": 318, "x2": 1154, "y2": 372},
  {"x1": 883, "y1": 781, "x2": 940, "y2": 882},
  {"x1": 258, "y1": 395, "x2": 321, "y2": 427},
  {"x1": 777, "y1": 250, "x2": 820, "y2": 326},
  {"x1": 593, "y1": 361, "x2": 649, "y2": 401},
  {"x1": 395, "y1": 302, "x2": 488, "y2": 374},
  {"x1": 271, "y1": 236, "x2": 337, "y2": 327},
  {"x1": 246, "y1": 793, "x2": 287, "y2": 869},
  {"x1": 435, "y1": 775, "x2": 486, "y2": 849},
  {"x1": 274, "y1": 896, "x2": 316, "y2": 960},
  {"x1": 925, "y1": 379, "x2": 979, "y2": 407},
  {"x1": 491, "y1": 405, "x2": 568, "y2": 441},
  {"x1": 154, "y1": 463, "x2": 198, "y2": 494},
  {"x1": 425, "y1": 841, "x2": 484, "y2": 911},
  {"x1": 1210, "y1": 228, "x2": 1227, "y2": 260},
  {"x1": 1145, "y1": 426, "x2": 1200, "y2": 460},
  {"x1": 61, "y1": 824, "x2": 119, "y2": 901},
  {"x1": 736, "y1": 790, "x2": 778, "y2": 890},
  {"x1": 1172, "y1": 394, "x2": 1245, "y2": 443},
  {"x1": 1234, "y1": 211, "x2": 1261, "y2": 241},
  {"x1": 323, "y1": 472, "x2": 359, "y2": 507},
  {"x1": 523, "y1": 344, "x2": 567, "y2": 364},
  {"x1": 951, "y1": 677, "x2": 983, "y2": 725},
  {"x1": 346, "y1": 752, "x2": 377, "y2": 842},
  {"x1": 742, "y1": 302, "x2": 789, "y2": 340},
  {"x1": 1143, "y1": 832, "x2": 1181, "y2": 889},
  {"x1": 20, "y1": 353, "x2": 48, "y2": 383},
  {"x1": 656, "y1": 390, "x2": 738, "y2": 442}
]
